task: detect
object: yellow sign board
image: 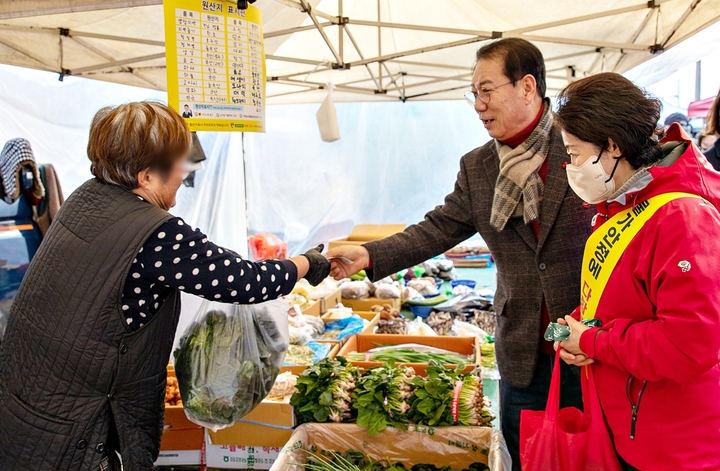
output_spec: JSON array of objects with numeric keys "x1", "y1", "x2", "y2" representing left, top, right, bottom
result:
[{"x1": 164, "y1": 0, "x2": 265, "y2": 132}]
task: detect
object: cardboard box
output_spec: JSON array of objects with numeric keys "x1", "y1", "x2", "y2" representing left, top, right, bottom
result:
[
  {"x1": 271, "y1": 423, "x2": 508, "y2": 471},
  {"x1": 341, "y1": 297, "x2": 401, "y2": 312},
  {"x1": 280, "y1": 340, "x2": 340, "y2": 376},
  {"x1": 154, "y1": 449, "x2": 202, "y2": 467},
  {"x1": 317, "y1": 286, "x2": 342, "y2": 312},
  {"x1": 327, "y1": 224, "x2": 406, "y2": 250},
  {"x1": 208, "y1": 397, "x2": 295, "y2": 449},
  {"x1": 205, "y1": 433, "x2": 281, "y2": 470},
  {"x1": 301, "y1": 299, "x2": 321, "y2": 316},
  {"x1": 161, "y1": 370, "x2": 204, "y2": 452},
  {"x1": 337, "y1": 334, "x2": 480, "y2": 376}
]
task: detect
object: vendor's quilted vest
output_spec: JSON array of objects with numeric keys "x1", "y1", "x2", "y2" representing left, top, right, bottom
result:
[{"x1": 0, "y1": 178, "x2": 181, "y2": 470}]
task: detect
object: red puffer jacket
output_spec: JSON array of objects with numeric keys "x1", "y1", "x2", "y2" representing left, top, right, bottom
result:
[{"x1": 578, "y1": 123, "x2": 720, "y2": 470}]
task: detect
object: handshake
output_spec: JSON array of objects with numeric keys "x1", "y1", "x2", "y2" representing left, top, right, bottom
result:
[{"x1": 299, "y1": 245, "x2": 371, "y2": 286}]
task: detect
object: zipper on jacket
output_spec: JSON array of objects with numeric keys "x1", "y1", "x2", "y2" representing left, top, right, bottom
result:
[{"x1": 626, "y1": 375, "x2": 648, "y2": 440}]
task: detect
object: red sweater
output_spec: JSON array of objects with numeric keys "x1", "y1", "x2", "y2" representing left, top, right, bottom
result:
[{"x1": 577, "y1": 124, "x2": 720, "y2": 469}]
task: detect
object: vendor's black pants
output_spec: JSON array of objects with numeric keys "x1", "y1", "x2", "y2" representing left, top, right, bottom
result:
[{"x1": 500, "y1": 353, "x2": 583, "y2": 471}]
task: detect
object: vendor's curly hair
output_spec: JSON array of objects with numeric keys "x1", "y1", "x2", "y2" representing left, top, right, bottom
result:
[{"x1": 555, "y1": 73, "x2": 663, "y2": 169}]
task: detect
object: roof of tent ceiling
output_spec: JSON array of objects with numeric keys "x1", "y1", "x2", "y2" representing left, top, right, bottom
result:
[{"x1": 0, "y1": 0, "x2": 718, "y2": 103}]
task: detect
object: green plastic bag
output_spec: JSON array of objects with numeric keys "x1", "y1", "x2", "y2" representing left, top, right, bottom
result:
[{"x1": 544, "y1": 319, "x2": 602, "y2": 342}]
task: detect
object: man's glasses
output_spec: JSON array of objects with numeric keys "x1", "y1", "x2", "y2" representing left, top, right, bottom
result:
[{"x1": 464, "y1": 81, "x2": 513, "y2": 106}]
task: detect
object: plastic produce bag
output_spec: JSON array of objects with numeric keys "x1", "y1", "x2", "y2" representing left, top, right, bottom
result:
[
  {"x1": 434, "y1": 293, "x2": 494, "y2": 316},
  {"x1": 322, "y1": 314, "x2": 365, "y2": 340},
  {"x1": 173, "y1": 299, "x2": 289, "y2": 431},
  {"x1": 316, "y1": 84, "x2": 341, "y2": 142},
  {"x1": 374, "y1": 282, "x2": 401, "y2": 299},
  {"x1": 543, "y1": 319, "x2": 602, "y2": 342},
  {"x1": 341, "y1": 280, "x2": 371, "y2": 299},
  {"x1": 249, "y1": 232, "x2": 288, "y2": 261},
  {"x1": 406, "y1": 317, "x2": 437, "y2": 336}
]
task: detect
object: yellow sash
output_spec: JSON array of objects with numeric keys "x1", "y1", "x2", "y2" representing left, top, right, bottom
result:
[{"x1": 580, "y1": 192, "x2": 703, "y2": 320}]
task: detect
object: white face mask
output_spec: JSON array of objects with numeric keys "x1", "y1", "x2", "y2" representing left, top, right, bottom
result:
[{"x1": 565, "y1": 155, "x2": 616, "y2": 204}]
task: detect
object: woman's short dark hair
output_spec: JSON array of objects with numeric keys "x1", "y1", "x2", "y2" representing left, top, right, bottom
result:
[
  {"x1": 475, "y1": 38, "x2": 547, "y2": 99},
  {"x1": 555, "y1": 73, "x2": 663, "y2": 169},
  {"x1": 88, "y1": 102, "x2": 191, "y2": 190}
]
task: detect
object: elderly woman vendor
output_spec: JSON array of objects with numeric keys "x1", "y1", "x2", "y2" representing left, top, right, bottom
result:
[{"x1": 0, "y1": 102, "x2": 330, "y2": 471}]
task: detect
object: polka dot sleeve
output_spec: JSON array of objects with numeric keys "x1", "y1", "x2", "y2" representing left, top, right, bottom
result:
[{"x1": 134, "y1": 217, "x2": 298, "y2": 304}]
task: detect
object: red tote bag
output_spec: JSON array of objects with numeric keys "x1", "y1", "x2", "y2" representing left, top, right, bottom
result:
[{"x1": 519, "y1": 351, "x2": 622, "y2": 471}]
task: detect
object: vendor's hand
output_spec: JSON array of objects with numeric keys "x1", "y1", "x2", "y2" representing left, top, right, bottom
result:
[
  {"x1": 301, "y1": 244, "x2": 331, "y2": 286},
  {"x1": 326, "y1": 246, "x2": 370, "y2": 280}
]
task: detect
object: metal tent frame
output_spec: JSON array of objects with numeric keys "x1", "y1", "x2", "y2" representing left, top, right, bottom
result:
[{"x1": 0, "y1": 0, "x2": 717, "y2": 102}]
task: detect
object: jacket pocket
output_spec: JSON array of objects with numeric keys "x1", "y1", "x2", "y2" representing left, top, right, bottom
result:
[
  {"x1": 1, "y1": 393, "x2": 75, "y2": 470},
  {"x1": 493, "y1": 293, "x2": 508, "y2": 317}
]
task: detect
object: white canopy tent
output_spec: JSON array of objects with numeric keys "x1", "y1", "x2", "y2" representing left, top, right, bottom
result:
[{"x1": 0, "y1": 0, "x2": 719, "y2": 103}]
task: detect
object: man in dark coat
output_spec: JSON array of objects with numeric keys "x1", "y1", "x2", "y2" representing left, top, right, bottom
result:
[{"x1": 327, "y1": 38, "x2": 594, "y2": 470}]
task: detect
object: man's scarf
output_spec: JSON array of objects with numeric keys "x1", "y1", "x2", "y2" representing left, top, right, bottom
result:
[{"x1": 490, "y1": 101, "x2": 553, "y2": 232}]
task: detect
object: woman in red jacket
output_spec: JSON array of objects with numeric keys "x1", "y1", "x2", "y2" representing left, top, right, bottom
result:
[{"x1": 553, "y1": 73, "x2": 720, "y2": 471}]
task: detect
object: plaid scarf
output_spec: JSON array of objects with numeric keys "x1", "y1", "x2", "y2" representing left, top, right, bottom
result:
[{"x1": 490, "y1": 101, "x2": 553, "y2": 232}]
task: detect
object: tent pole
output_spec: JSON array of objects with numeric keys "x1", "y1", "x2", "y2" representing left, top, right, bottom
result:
[
  {"x1": 338, "y1": 0, "x2": 343, "y2": 63},
  {"x1": 513, "y1": 34, "x2": 650, "y2": 51},
  {"x1": 69, "y1": 52, "x2": 165, "y2": 74},
  {"x1": 384, "y1": 72, "x2": 472, "y2": 93},
  {"x1": 349, "y1": 35, "x2": 492, "y2": 67},
  {"x1": 347, "y1": 20, "x2": 493, "y2": 37},
  {"x1": 506, "y1": 1, "x2": 664, "y2": 35},
  {"x1": 69, "y1": 35, "x2": 162, "y2": 89},
  {"x1": 0, "y1": 38, "x2": 57, "y2": 71},
  {"x1": 661, "y1": 0, "x2": 702, "y2": 47},
  {"x1": 613, "y1": 8, "x2": 656, "y2": 72},
  {"x1": 377, "y1": 0, "x2": 382, "y2": 90},
  {"x1": 263, "y1": 23, "x2": 331, "y2": 39},
  {"x1": 241, "y1": 132, "x2": 251, "y2": 258},
  {"x1": 299, "y1": 0, "x2": 343, "y2": 66},
  {"x1": 695, "y1": 60, "x2": 702, "y2": 101},
  {"x1": 343, "y1": 25, "x2": 382, "y2": 92}
]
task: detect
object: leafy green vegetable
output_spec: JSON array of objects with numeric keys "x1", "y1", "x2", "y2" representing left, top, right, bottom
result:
[
  {"x1": 352, "y1": 361, "x2": 415, "y2": 436},
  {"x1": 173, "y1": 307, "x2": 284, "y2": 427},
  {"x1": 346, "y1": 349, "x2": 467, "y2": 365},
  {"x1": 291, "y1": 357, "x2": 361, "y2": 424},
  {"x1": 408, "y1": 361, "x2": 494, "y2": 427},
  {"x1": 302, "y1": 449, "x2": 489, "y2": 471}
]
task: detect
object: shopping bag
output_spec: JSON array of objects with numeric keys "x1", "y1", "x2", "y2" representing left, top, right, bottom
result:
[
  {"x1": 519, "y1": 350, "x2": 622, "y2": 471},
  {"x1": 173, "y1": 299, "x2": 289, "y2": 431}
]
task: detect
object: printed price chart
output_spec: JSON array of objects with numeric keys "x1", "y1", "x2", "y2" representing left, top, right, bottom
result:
[{"x1": 164, "y1": 0, "x2": 265, "y2": 132}]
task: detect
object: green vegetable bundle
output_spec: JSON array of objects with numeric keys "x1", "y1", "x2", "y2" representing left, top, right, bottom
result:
[
  {"x1": 346, "y1": 348, "x2": 467, "y2": 365},
  {"x1": 353, "y1": 362, "x2": 415, "y2": 436},
  {"x1": 408, "y1": 361, "x2": 495, "y2": 427},
  {"x1": 173, "y1": 301, "x2": 288, "y2": 431},
  {"x1": 304, "y1": 449, "x2": 490, "y2": 471},
  {"x1": 291, "y1": 357, "x2": 361, "y2": 424}
]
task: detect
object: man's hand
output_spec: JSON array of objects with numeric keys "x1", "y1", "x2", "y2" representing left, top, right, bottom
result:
[
  {"x1": 555, "y1": 316, "x2": 594, "y2": 367},
  {"x1": 326, "y1": 246, "x2": 370, "y2": 280}
]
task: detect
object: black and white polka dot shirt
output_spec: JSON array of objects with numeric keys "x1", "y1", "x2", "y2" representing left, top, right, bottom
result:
[{"x1": 122, "y1": 216, "x2": 297, "y2": 331}]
